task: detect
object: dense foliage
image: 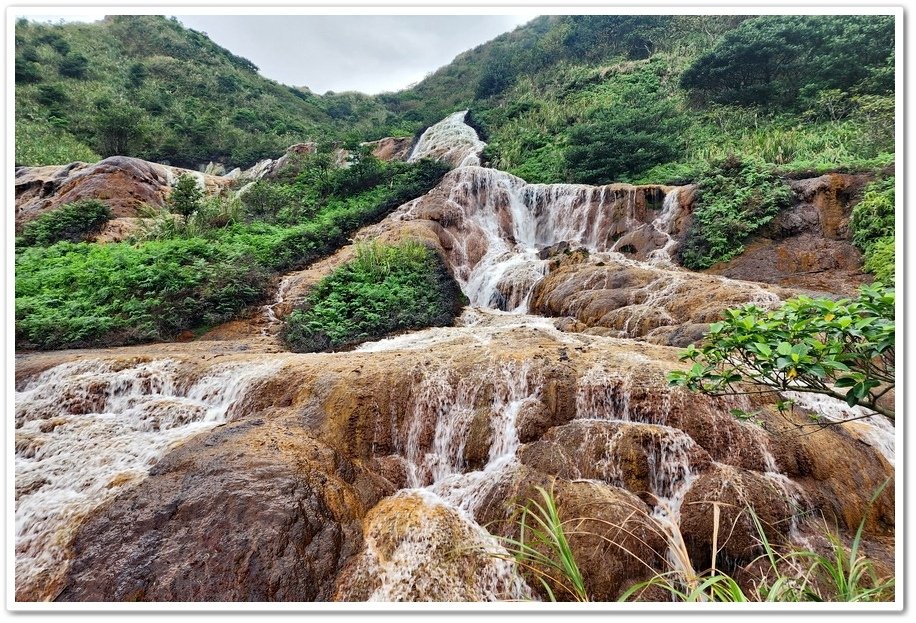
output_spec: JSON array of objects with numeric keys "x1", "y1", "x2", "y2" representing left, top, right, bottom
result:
[
  {"x1": 282, "y1": 240, "x2": 461, "y2": 352},
  {"x1": 14, "y1": 16, "x2": 395, "y2": 168},
  {"x1": 851, "y1": 177, "x2": 895, "y2": 284},
  {"x1": 15, "y1": 157, "x2": 448, "y2": 349},
  {"x1": 681, "y1": 16, "x2": 894, "y2": 109},
  {"x1": 680, "y1": 156, "x2": 793, "y2": 269},
  {"x1": 668, "y1": 284, "x2": 895, "y2": 421},
  {"x1": 17, "y1": 200, "x2": 111, "y2": 247},
  {"x1": 564, "y1": 66, "x2": 686, "y2": 183}
]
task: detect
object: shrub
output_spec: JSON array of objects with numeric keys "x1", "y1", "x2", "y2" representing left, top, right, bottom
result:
[
  {"x1": 282, "y1": 240, "x2": 461, "y2": 352},
  {"x1": 168, "y1": 174, "x2": 204, "y2": 219},
  {"x1": 669, "y1": 283, "x2": 895, "y2": 422},
  {"x1": 58, "y1": 53, "x2": 88, "y2": 78},
  {"x1": 17, "y1": 200, "x2": 111, "y2": 247},
  {"x1": 15, "y1": 57, "x2": 42, "y2": 84},
  {"x1": 864, "y1": 237, "x2": 895, "y2": 286},
  {"x1": 851, "y1": 177, "x2": 895, "y2": 284},
  {"x1": 680, "y1": 156, "x2": 793, "y2": 269}
]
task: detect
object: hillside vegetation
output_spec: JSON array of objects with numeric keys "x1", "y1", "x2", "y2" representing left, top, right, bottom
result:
[
  {"x1": 14, "y1": 14, "x2": 896, "y2": 348},
  {"x1": 14, "y1": 15, "x2": 395, "y2": 168}
]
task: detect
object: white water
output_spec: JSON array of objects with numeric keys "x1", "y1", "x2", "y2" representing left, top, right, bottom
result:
[
  {"x1": 392, "y1": 166, "x2": 687, "y2": 312},
  {"x1": 359, "y1": 489, "x2": 533, "y2": 602},
  {"x1": 14, "y1": 357, "x2": 282, "y2": 597},
  {"x1": 782, "y1": 391, "x2": 895, "y2": 465},
  {"x1": 358, "y1": 361, "x2": 544, "y2": 599},
  {"x1": 646, "y1": 188, "x2": 682, "y2": 266},
  {"x1": 408, "y1": 110, "x2": 487, "y2": 168}
]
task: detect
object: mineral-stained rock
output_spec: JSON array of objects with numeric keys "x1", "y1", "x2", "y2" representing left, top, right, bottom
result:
[
  {"x1": 362, "y1": 136, "x2": 414, "y2": 162},
  {"x1": 470, "y1": 464, "x2": 667, "y2": 601},
  {"x1": 530, "y1": 257, "x2": 794, "y2": 345},
  {"x1": 53, "y1": 412, "x2": 392, "y2": 602},
  {"x1": 679, "y1": 464, "x2": 796, "y2": 571},
  {"x1": 14, "y1": 156, "x2": 230, "y2": 231},
  {"x1": 704, "y1": 173, "x2": 874, "y2": 295}
]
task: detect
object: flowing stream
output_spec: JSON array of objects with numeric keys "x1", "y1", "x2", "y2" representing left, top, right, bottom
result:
[{"x1": 14, "y1": 111, "x2": 893, "y2": 602}]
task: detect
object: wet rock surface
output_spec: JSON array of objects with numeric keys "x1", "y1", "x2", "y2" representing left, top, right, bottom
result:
[
  {"x1": 54, "y1": 412, "x2": 391, "y2": 602},
  {"x1": 14, "y1": 115, "x2": 894, "y2": 603}
]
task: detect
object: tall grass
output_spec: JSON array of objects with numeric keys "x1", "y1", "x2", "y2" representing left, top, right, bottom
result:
[
  {"x1": 499, "y1": 485, "x2": 893, "y2": 603},
  {"x1": 497, "y1": 486, "x2": 589, "y2": 602}
]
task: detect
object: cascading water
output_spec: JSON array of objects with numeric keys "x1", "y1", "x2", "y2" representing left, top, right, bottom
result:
[
  {"x1": 408, "y1": 110, "x2": 487, "y2": 168},
  {"x1": 346, "y1": 361, "x2": 544, "y2": 599},
  {"x1": 782, "y1": 391, "x2": 896, "y2": 465},
  {"x1": 14, "y1": 357, "x2": 283, "y2": 600},
  {"x1": 393, "y1": 165, "x2": 688, "y2": 313}
]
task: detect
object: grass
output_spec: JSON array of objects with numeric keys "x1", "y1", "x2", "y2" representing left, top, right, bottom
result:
[
  {"x1": 496, "y1": 486, "x2": 589, "y2": 602},
  {"x1": 497, "y1": 485, "x2": 893, "y2": 603}
]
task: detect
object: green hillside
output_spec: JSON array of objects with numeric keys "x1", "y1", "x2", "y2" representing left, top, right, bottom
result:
[
  {"x1": 16, "y1": 14, "x2": 893, "y2": 181},
  {"x1": 14, "y1": 15, "x2": 395, "y2": 168}
]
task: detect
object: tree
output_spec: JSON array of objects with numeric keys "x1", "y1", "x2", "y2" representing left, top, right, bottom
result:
[
  {"x1": 168, "y1": 174, "x2": 204, "y2": 220},
  {"x1": 93, "y1": 99, "x2": 147, "y2": 156},
  {"x1": 668, "y1": 284, "x2": 895, "y2": 423},
  {"x1": 565, "y1": 79, "x2": 686, "y2": 183}
]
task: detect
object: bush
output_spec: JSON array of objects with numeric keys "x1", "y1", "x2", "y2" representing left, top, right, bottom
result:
[
  {"x1": 17, "y1": 200, "x2": 111, "y2": 247},
  {"x1": 565, "y1": 76, "x2": 686, "y2": 183},
  {"x1": 282, "y1": 240, "x2": 461, "y2": 352},
  {"x1": 680, "y1": 156, "x2": 793, "y2": 269},
  {"x1": 669, "y1": 283, "x2": 895, "y2": 421},
  {"x1": 851, "y1": 177, "x2": 895, "y2": 284},
  {"x1": 58, "y1": 53, "x2": 88, "y2": 78},
  {"x1": 168, "y1": 174, "x2": 204, "y2": 219},
  {"x1": 851, "y1": 177, "x2": 894, "y2": 252},
  {"x1": 864, "y1": 237, "x2": 895, "y2": 286}
]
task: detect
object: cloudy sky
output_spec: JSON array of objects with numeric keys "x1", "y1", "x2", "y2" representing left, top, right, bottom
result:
[{"x1": 19, "y1": 13, "x2": 534, "y2": 94}]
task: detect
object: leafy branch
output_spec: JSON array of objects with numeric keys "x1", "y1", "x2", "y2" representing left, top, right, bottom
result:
[{"x1": 669, "y1": 284, "x2": 894, "y2": 422}]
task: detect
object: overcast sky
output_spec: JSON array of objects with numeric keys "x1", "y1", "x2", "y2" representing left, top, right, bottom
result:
[{"x1": 19, "y1": 13, "x2": 533, "y2": 94}]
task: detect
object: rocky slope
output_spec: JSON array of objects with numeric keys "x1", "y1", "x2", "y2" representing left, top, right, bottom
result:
[{"x1": 13, "y1": 112, "x2": 894, "y2": 603}]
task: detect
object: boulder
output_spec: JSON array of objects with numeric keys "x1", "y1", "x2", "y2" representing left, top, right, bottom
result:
[{"x1": 14, "y1": 156, "x2": 230, "y2": 230}]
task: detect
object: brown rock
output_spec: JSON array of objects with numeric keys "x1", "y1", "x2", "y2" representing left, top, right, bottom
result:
[
  {"x1": 363, "y1": 136, "x2": 414, "y2": 162},
  {"x1": 15, "y1": 157, "x2": 230, "y2": 230},
  {"x1": 52, "y1": 413, "x2": 392, "y2": 602},
  {"x1": 679, "y1": 464, "x2": 796, "y2": 572}
]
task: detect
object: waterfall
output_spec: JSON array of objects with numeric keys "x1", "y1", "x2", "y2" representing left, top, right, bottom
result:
[
  {"x1": 14, "y1": 357, "x2": 283, "y2": 599},
  {"x1": 781, "y1": 391, "x2": 895, "y2": 465},
  {"x1": 401, "y1": 166, "x2": 686, "y2": 313},
  {"x1": 408, "y1": 110, "x2": 487, "y2": 168}
]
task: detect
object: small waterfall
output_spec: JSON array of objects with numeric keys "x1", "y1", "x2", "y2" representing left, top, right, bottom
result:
[
  {"x1": 646, "y1": 188, "x2": 682, "y2": 266},
  {"x1": 398, "y1": 360, "x2": 542, "y2": 507},
  {"x1": 781, "y1": 391, "x2": 895, "y2": 465},
  {"x1": 360, "y1": 361, "x2": 544, "y2": 599},
  {"x1": 15, "y1": 357, "x2": 283, "y2": 600},
  {"x1": 408, "y1": 110, "x2": 487, "y2": 168}
]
